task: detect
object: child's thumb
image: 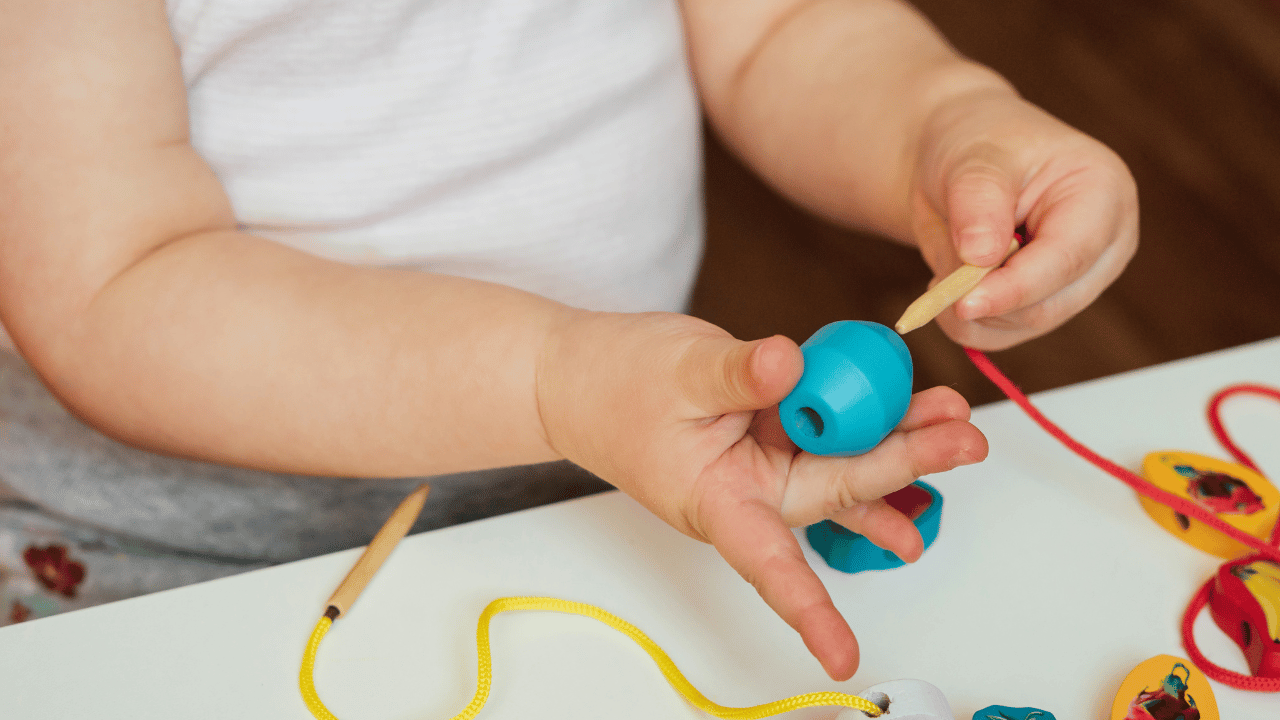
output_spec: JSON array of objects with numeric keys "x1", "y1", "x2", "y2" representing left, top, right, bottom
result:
[
  {"x1": 945, "y1": 151, "x2": 1019, "y2": 267},
  {"x1": 679, "y1": 334, "x2": 803, "y2": 416}
]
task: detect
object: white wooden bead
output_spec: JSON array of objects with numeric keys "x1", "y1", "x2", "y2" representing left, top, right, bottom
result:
[{"x1": 836, "y1": 678, "x2": 954, "y2": 720}]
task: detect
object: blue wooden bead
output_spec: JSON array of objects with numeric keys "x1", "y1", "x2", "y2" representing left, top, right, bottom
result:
[
  {"x1": 973, "y1": 706, "x2": 1057, "y2": 720},
  {"x1": 806, "y1": 480, "x2": 943, "y2": 574},
  {"x1": 779, "y1": 320, "x2": 913, "y2": 456}
]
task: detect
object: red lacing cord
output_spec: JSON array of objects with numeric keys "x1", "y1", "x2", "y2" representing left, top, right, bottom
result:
[
  {"x1": 965, "y1": 349, "x2": 1280, "y2": 561},
  {"x1": 965, "y1": 348, "x2": 1280, "y2": 691},
  {"x1": 1207, "y1": 384, "x2": 1280, "y2": 546}
]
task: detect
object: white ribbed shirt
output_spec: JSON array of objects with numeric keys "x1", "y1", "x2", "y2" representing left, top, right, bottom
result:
[
  {"x1": 170, "y1": 0, "x2": 704, "y2": 311},
  {"x1": 0, "y1": 0, "x2": 703, "y2": 352}
]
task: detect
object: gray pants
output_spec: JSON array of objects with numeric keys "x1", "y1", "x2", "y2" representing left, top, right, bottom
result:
[{"x1": 0, "y1": 350, "x2": 608, "y2": 622}]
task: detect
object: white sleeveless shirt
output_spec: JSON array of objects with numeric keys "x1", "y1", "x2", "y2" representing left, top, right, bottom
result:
[
  {"x1": 1, "y1": 0, "x2": 702, "y2": 352},
  {"x1": 170, "y1": 0, "x2": 704, "y2": 312}
]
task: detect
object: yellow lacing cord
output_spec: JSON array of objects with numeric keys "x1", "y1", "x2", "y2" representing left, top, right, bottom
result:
[
  {"x1": 300, "y1": 615, "x2": 340, "y2": 720},
  {"x1": 300, "y1": 596, "x2": 884, "y2": 719}
]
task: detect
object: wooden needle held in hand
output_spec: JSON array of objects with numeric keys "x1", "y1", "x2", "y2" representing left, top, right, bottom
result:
[{"x1": 894, "y1": 235, "x2": 1023, "y2": 335}]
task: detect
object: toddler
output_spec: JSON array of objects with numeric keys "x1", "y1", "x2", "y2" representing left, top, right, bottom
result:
[{"x1": 0, "y1": 0, "x2": 1137, "y2": 680}]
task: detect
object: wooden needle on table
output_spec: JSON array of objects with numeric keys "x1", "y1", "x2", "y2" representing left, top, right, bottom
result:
[
  {"x1": 325, "y1": 483, "x2": 430, "y2": 619},
  {"x1": 894, "y1": 235, "x2": 1023, "y2": 335}
]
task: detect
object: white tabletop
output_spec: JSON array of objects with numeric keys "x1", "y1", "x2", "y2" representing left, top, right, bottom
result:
[{"x1": 4, "y1": 339, "x2": 1279, "y2": 720}]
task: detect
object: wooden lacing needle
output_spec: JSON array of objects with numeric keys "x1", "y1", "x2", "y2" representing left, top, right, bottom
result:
[
  {"x1": 894, "y1": 234, "x2": 1025, "y2": 335},
  {"x1": 324, "y1": 483, "x2": 430, "y2": 619}
]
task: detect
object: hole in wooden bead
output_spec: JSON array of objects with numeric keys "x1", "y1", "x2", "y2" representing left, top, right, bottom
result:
[
  {"x1": 795, "y1": 407, "x2": 824, "y2": 438},
  {"x1": 862, "y1": 691, "x2": 890, "y2": 714}
]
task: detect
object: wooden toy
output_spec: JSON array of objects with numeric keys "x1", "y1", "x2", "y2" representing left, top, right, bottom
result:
[
  {"x1": 807, "y1": 480, "x2": 942, "y2": 573},
  {"x1": 1139, "y1": 451, "x2": 1278, "y2": 559},
  {"x1": 782, "y1": 320, "x2": 928, "y2": 571},
  {"x1": 1109, "y1": 655, "x2": 1218, "y2": 720},
  {"x1": 779, "y1": 320, "x2": 912, "y2": 457},
  {"x1": 1206, "y1": 554, "x2": 1280, "y2": 678},
  {"x1": 837, "y1": 679, "x2": 953, "y2": 720},
  {"x1": 971, "y1": 706, "x2": 1055, "y2": 720}
]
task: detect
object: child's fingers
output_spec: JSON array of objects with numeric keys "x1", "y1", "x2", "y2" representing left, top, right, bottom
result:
[
  {"x1": 828, "y1": 498, "x2": 925, "y2": 563},
  {"x1": 937, "y1": 171, "x2": 1137, "y2": 350},
  {"x1": 955, "y1": 180, "x2": 1132, "y2": 324},
  {"x1": 678, "y1": 333, "x2": 803, "y2": 416},
  {"x1": 699, "y1": 494, "x2": 860, "y2": 680},
  {"x1": 782, "y1": 416, "x2": 987, "y2": 525},
  {"x1": 943, "y1": 148, "x2": 1019, "y2": 267},
  {"x1": 895, "y1": 386, "x2": 971, "y2": 432},
  {"x1": 946, "y1": 237, "x2": 1134, "y2": 350}
]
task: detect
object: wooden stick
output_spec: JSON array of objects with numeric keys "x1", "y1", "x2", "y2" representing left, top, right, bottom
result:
[
  {"x1": 894, "y1": 237, "x2": 1022, "y2": 335},
  {"x1": 325, "y1": 483, "x2": 430, "y2": 618}
]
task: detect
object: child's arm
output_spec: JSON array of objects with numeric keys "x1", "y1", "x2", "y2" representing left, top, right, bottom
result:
[
  {"x1": 683, "y1": 0, "x2": 1139, "y2": 350},
  {"x1": 0, "y1": 0, "x2": 580, "y2": 477}
]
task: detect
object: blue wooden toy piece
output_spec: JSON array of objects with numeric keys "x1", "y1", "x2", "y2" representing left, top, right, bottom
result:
[
  {"x1": 972, "y1": 706, "x2": 1056, "y2": 720},
  {"x1": 782, "y1": 320, "x2": 920, "y2": 572},
  {"x1": 779, "y1": 320, "x2": 913, "y2": 457},
  {"x1": 807, "y1": 480, "x2": 942, "y2": 574}
]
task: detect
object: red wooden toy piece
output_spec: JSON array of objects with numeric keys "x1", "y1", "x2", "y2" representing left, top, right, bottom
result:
[{"x1": 1207, "y1": 554, "x2": 1280, "y2": 679}]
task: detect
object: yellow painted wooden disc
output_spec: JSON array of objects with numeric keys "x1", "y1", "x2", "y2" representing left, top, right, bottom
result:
[
  {"x1": 1110, "y1": 655, "x2": 1218, "y2": 720},
  {"x1": 1139, "y1": 451, "x2": 1279, "y2": 559}
]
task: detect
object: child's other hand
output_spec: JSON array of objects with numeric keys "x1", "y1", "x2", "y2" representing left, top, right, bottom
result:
[
  {"x1": 909, "y1": 89, "x2": 1139, "y2": 350},
  {"x1": 537, "y1": 312, "x2": 988, "y2": 679}
]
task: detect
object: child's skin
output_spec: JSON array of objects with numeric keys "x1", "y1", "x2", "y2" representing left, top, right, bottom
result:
[{"x1": 0, "y1": 0, "x2": 1136, "y2": 680}]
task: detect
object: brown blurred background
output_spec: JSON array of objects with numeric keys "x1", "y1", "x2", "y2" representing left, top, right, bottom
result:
[{"x1": 690, "y1": 0, "x2": 1280, "y2": 407}]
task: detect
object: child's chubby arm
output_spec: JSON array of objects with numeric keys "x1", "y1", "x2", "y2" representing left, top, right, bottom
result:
[
  {"x1": 0, "y1": 0, "x2": 571, "y2": 477},
  {"x1": 683, "y1": 0, "x2": 1140, "y2": 350},
  {"x1": 1, "y1": 0, "x2": 986, "y2": 680}
]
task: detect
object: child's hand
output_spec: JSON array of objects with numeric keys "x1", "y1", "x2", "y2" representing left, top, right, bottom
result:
[
  {"x1": 537, "y1": 311, "x2": 988, "y2": 679},
  {"x1": 909, "y1": 89, "x2": 1139, "y2": 350}
]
